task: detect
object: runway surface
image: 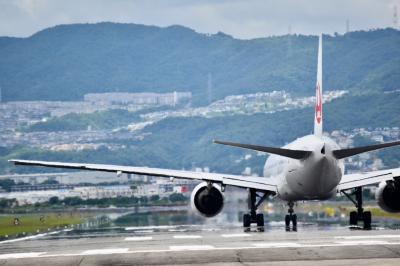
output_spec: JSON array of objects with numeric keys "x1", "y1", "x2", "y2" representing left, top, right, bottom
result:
[{"x1": 1, "y1": 223, "x2": 400, "y2": 265}]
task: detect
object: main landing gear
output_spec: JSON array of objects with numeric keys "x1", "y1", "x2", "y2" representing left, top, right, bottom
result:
[
  {"x1": 285, "y1": 201, "x2": 297, "y2": 232},
  {"x1": 243, "y1": 188, "x2": 268, "y2": 232},
  {"x1": 342, "y1": 187, "x2": 371, "y2": 230}
]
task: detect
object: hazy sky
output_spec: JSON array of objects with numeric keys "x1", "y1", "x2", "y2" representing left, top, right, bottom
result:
[{"x1": 0, "y1": 0, "x2": 399, "y2": 39}]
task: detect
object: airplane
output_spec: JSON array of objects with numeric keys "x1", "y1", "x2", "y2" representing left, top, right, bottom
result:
[{"x1": 9, "y1": 35, "x2": 400, "y2": 232}]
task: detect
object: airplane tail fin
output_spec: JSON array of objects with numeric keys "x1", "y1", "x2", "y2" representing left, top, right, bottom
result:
[
  {"x1": 213, "y1": 140, "x2": 311, "y2": 160},
  {"x1": 314, "y1": 34, "x2": 323, "y2": 137}
]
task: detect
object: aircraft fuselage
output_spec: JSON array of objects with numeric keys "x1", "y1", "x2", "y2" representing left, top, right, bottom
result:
[{"x1": 264, "y1": 135, "x2": 345, "y2": 201}]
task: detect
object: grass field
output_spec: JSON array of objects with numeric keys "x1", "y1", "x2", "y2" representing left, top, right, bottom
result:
[
  {"x1": 368, "y1": 207, "x2": 400, "y2": 219},
  {"x1": 269, "y1": 201, "x2": 400, "y2": 220},
  {"x1": 0, "y1": 213, "x2": 89, "y2": 237}
]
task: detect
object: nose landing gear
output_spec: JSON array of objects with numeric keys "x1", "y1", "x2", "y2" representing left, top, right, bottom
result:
[
  {"x1": 243, "y1": 188, "x2": 268, "y2": 232},
  {"x1": 285, "y1": 201, "x2": 297, "y2": 232},
  {"x1": 342, "y1": 187, "x2": 371, "y2": 230}
]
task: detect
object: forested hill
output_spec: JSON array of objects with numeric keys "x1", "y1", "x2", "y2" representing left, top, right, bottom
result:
[{"x1": 0, "y1": 23, "x2": 399, "y2": 104}]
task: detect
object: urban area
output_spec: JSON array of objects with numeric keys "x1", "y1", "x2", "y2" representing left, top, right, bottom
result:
[{"x1": 1, "y1": 90, "x2": 399, "y2": 206}]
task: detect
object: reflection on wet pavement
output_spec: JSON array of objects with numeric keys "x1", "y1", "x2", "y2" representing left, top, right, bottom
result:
[{"x1": 49, "y1": 206, "x2": 400, "y2": 240}]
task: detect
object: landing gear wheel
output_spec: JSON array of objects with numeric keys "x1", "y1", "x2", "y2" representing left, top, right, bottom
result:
[
  {"x1": 363, "y1": 211, "x2": 371, "y2": 230},
  {"x1": 285, "y1": 202, "x2": 297, "y2": 232},
  {"x1": 349, "y1": 211, "x2": 358, "y2": 226},
  {"x1": 343, "y1": 187, "x2": 373, "y2": 230},
  {"x1": 285, "y1": 215, "x2": 291, "y2": 231},
  {"x1": 256, "y1": 213, "x2": 264, "y2": 232},
  {"x1": 291, "y1": 214, "x2": 297, "y2": 232},
  {"x1": 243, "y1": 213, "x2": 251, "y2": 230},
  {"x1": 243, "y1": 189, "x2": 268, "y2": 232},
  {"x1": 256, "y1": 213, "x2": 264, "y2": 226}
]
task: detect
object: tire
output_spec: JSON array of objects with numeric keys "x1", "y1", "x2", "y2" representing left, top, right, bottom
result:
[
  {"x1": 285, "y1": 214, "x2": 290, "y2": 230},
  {"x1": 243, "y1": 214, "x2": 251, "y2": 228},
  {"x1": 363, "y1": 211, "x2": 372, "y2": 230},
  {"x1": 291, "y1": 214, "x2": 297, "y2": 227},
  {"x1": 256, "y1": 213, "x2": 264, "y2": 227},
  {"x1": 349, "y1": 211, "x2": 358, "y2": 226}
]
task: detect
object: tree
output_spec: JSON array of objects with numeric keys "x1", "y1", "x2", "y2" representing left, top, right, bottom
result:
[
  {"x1": 139, "y1": 196, "x2": 148, "y2": 204},
  {"x1": 49, "y1": 196, "x2": 59, "y2": 205},
  {"x1": 0, "y1": 179, "x2": 16, "y2": 192},
  {"x1": 63, "y1": 197, "x2": 83, "y2": 206},
  {"x1": 150, "y1": 195, "x2": 160, "y2": 202},
  {"x1": 0, "y1": 198, "x2": 16, "y2": 208},
  {"x1": 168, "y1": 193, "x2": 187, "y2": 203},
  {"x1": 40, "y1": 179, "x2": 59, "y2": 185}
]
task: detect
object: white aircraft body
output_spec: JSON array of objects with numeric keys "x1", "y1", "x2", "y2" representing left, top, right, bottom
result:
[{"x1": 10, "y1": 35, "x2": 400, "y2": 231}]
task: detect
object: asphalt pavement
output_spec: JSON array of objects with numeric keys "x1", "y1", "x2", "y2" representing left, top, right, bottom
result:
[{"x1": 1, "y1": 223, "x2": 400, "y2": 265}]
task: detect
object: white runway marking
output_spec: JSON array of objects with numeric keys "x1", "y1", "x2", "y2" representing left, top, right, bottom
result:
[
  {"x1": 168, "y1": 229, "x2": 187, "y2": 232},
  {"x1": 221, "y1": 233, "x2": 251, "y2": 238},
  {"x1": 0, "y1": 232, "x2": 57, "y2": 244},
  {"x1": 124, "y1": 236, "x2": 153, "y2": 241},
  {"x1": 0, "y1": 234, "x2": 47, "y2": 244},
  {"x1": 173, "y1": 235, "x2": 202, "y2": 239},
  {"x1": 0, "y1": 228, "x2": 70, "y2": 244},
  {"x1": 335, "y1": 240, "x2": 389, "y2": 245},
  {"x1": 2, "y1": 240, "x2": 400, "y2": 261},
  {"x1": 81, "y1": 248, "x2": 129, "y2": 255},
  {"x1": 133, "y1": 230, "x2": 154, "y2": 234},
  {"x1": 125, "y1": 225, "x2": 175, "y2": 230},
  {"x1": 334, "y1": 234, "x2": 400, "y2": 240},
  {"x1": 252, "y1": 242, "x2": 301, "y2": 248},
  {"x1": 169, "y1": 245, "x2": 215, "y2": 251},
  {"x1": 0, "y1": 252, "x2": 46, "y2": 259},
  {"x1": 201, "y1": 228, "x2": 221, "y2": 232}
]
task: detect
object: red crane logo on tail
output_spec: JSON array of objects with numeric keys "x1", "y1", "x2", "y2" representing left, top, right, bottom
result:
[{"x1": 315, "y1": 82, "x2": 322, "y2": 124}]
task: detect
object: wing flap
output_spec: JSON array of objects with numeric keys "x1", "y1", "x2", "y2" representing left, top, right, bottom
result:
[{"x1": 9, "y1": 159, "x2": 277, "y2": 192}]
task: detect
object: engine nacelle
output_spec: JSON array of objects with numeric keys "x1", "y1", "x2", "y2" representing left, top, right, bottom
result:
[
  {"x1": 190, "y1": 182, "x2": 224, "y2": 217},
  {"x1": 376, "y1": 180, "x2": 400, "y2": 213}
]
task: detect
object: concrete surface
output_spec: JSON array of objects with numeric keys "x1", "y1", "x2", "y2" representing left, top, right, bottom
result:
[{"x1": 1, "y1": 224, "x2": 400, "y2": 265}]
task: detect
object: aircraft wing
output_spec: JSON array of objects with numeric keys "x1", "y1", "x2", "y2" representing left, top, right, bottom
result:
[
  {"x1": 337, "y1": 167, "x2": 400, "y2": 191},
  {"x1": 8, "y1": 159, "x2": 277, "y2": 193}
]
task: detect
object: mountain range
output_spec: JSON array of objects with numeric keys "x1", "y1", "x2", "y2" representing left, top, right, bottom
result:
[{"x1": 0, "y1": 23, "x2": 399, "y2": 105}]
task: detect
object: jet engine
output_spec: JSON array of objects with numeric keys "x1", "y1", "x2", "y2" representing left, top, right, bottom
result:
[
  {"x1": 376, "y1": 180, "x2": 400, "y2": 213},
  {"x1": 190, "y1": 182, "x2": 224, "y2": 217}
]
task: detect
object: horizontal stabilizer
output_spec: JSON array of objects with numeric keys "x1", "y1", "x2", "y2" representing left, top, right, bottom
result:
[
  {"x1": 214, "y1": 140, "x2": 311, "y2": 160},
  {"x1": 333, "y1": 140, "x2": 400, "y2": 159}
]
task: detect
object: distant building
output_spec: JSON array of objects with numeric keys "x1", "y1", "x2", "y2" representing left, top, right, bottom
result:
[
  {"x1": 84, "y1": 91, "x2": 192, "y2": 106},
  {"x1": 0, "y1": 179, "x2": 195, "y2": 205},
  {"x1": 0, "y1": 185, "x2": 134, "y2": 205},
  {"x1": 73, "y1": 185, "x2": 133, "y2": 199}
]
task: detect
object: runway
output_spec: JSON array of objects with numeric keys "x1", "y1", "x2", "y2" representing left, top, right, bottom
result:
[{"x1": 1, "y1": 223, "x2": 400, "y2": 265}]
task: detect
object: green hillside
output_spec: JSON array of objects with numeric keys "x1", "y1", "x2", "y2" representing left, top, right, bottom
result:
[
  {"x1": 2, "y1": 92, "x2": 399, "y2": 175},
  {"x1": 0, "y1": 23, "x2": 399, "y2": 105}
]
